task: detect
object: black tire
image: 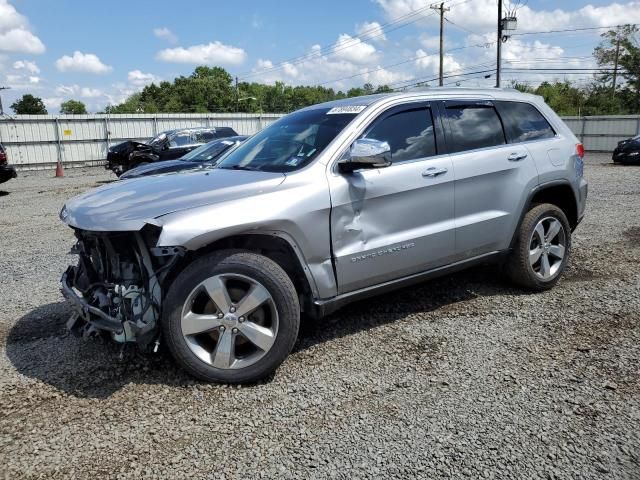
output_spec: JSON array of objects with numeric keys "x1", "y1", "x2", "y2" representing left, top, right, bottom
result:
[
  {"x1": 505, "y1": 203, "x2": 571, "y2": 291},
  {"x1": 162, "y1": 250, "x2": 300, "y2": 384}
]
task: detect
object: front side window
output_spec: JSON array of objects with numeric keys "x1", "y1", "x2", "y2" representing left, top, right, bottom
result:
[
  {"x1": 444, "y1": 105, "x2": 506, "y2": 153},
  {"x1": 363, "y1": 108, "x2": 436, "y2": 162},
  {"x1": 148, "y1": 131, "x2": 169, "y2": 148},
  {"x1": 216, "y1": 108, "x2": 357, "y2": 172},
  {"x1": 496, "y1": 101, "x2": 555, "y2": 143}
]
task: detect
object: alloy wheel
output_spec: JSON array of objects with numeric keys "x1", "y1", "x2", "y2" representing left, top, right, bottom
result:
[
  {"x1": 180, "y1": 273, "x2": 279, "y2": 369},
  {"x1": 528, "y1": 216, "x2": 567, "y2": 280}
]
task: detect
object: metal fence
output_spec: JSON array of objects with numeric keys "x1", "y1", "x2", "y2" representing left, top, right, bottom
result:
[
  {"x1": 0, "y1": 113, "x2": 283, "y2": 170},
  {"x1": 1, "y1": 113, "x2": 639, "y2": 170},
  {"x1": 562, "y1": 115, "x2": 640, "y2": 152}
]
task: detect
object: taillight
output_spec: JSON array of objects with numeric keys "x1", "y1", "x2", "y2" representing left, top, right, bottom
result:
[
  {"x1": 0, "y1": 151, "x2": 6, "y2": 164},
  {"x1": 576, "y1": 143, "x2": 585, "y2": 159}
]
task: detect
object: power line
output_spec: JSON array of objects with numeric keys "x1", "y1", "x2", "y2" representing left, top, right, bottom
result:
[
  {"x1": 315, "y1": 40, "x2": 497, "y2": 88},
  {"x1": 512, "y1": 25, "x2": 626, "y2": 37},
  {"x1": 238, "y1": 1, "x2": 446, "y2": 80},
  {"x1": 240, "y1": 0, "x2": 476, "y2": 81}
]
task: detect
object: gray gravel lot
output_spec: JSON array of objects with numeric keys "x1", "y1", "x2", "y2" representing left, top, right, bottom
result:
[{"x1": 1, "y1": 154, "x2": 639, "y2": 479}]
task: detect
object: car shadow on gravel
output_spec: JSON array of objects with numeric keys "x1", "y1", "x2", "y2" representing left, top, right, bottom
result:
[
  {"x1": 295, "y1": 266, "x2": 518, "y2": 353},
  {"x1": 0, "y1": 190, "x2": 9, "y2": 197},
  {"x1": 6, "y1": 266, "x2": 522, "y2": 399}
]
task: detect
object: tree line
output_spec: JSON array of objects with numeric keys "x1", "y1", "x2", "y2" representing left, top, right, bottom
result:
[{"x1": 9, "y1": 25, "x2": 639, "y2": 116}]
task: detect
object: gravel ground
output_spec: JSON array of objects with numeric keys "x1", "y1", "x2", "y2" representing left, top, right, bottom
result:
[{"x1": 1, "y1": 155, "x2": 639, "y2": 479}]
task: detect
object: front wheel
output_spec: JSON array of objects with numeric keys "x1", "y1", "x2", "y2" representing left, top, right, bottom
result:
[
  {"x1": 162, "y1": 250, "x2": 300, "y2": 384},
  {"x1": 505, "y1": 203, "x2": 571, "y2": 291}
]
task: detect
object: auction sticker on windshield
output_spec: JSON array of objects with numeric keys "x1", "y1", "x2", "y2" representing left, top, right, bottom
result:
[{"x1": 327, "y1": 105, "x2": 367, "y2": 115}]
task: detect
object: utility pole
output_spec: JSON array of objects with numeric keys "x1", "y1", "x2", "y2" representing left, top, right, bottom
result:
[
  {"x1": 235, "y1": 76, "x2": 239, "y2": 112},
  {"x1": 611, "y1": 38, "x2": 621, "y2": 99},
  {"x1": 496, "y1": 0, "x2": 503, "y2": 88},
  {"x1": 431, "y1": 2, "x2": 450, "y2": 86}
]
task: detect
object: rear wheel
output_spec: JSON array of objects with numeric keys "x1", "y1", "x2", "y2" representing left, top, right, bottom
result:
[
  {"x1": 162, "y1": 250, "x2": 300, "y2": 383},
  {"x1": 505, "y1": 203, "x2": 571, "y2": 290}
]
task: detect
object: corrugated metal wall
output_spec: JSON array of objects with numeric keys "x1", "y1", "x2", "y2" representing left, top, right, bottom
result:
[
  {"x1": 0, "y1": 113, "x2": 283, "y2": 170},
  {"x1": 2, "y1": 113, "x2": 639, "y2": 170},
  {"x1": 562, "y1": 115, "x2": 640, "y2": 152}
]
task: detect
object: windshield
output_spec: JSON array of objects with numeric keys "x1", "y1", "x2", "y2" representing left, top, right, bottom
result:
[
  {"x1": 180, "y1": 139, "x2": 238, "y2": 163},
  {"x1": 216, "y1": 108, "x2": 357, "y2": 172}
]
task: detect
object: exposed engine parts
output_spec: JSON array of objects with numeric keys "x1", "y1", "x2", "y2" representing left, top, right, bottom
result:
[{"x1": 61, "y1": 228, "x2": 183, "y2": 349}]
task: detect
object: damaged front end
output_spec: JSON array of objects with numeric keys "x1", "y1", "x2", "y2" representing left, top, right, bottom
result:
[{"x1": 61, "y1": 226, "x2": 183, "y2": 349}]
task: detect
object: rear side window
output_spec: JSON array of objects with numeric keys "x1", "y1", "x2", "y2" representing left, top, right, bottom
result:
[
  {"x1": 364, "y1": 108, "x2": 436, "y2": 162},
  {"x1": 192, "y1": 130, "x2": 215, "y2": 143},
  {"x1": 496, "y1": 101, "x2": 555, "y2": 143},
  {"x1": 444, "y1": 104, "x2": 506, "y2": 153}
]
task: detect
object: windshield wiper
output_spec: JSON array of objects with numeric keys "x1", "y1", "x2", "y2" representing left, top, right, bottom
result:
[{"x1": 220, "y1": 165, "x2": 260, "y2": 171}]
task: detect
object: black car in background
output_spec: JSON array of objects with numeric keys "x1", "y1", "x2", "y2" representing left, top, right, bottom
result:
[
  {"x1": 612, "y1": 135, "x2": 640, "y2": 164},
  {"x1": 0, "y1": 143, "x2": 17, "y2": 184},
  {"x1": 119, "y1": 136, "x2": 247, "y2": 179},
  {"x1": 106, "y1": 126, "x2": 239, "y2": 176}
]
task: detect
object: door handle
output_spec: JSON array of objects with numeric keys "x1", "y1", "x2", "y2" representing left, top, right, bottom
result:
[
  {"x1": 507, "y1": 152, "x2": 528, "y2": 161},
  {"x1": 422, "y1": 167, "x2": 448, "y2": 177}
]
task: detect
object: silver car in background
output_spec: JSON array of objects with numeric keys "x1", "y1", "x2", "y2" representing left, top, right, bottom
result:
[{"x1": 60, "y1": 88, "x2": 588, "y2": 383}]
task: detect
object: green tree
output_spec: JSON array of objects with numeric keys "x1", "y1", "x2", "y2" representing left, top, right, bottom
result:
[
  {"x1": 60, "y1": 99, "x2": 87, "y2": 114},
  {"x1": 106, "y1": 66, "x2": 399, "y2": 114},
  {"x1": 533, "y1": 81, "x2": 586, "y2": 116},
  {"x1": 11, "y1": 94, "x2": 47, "y2": 114},
  {"x1": 594, "y1": 24, "x2": 640, "y2": 111}
]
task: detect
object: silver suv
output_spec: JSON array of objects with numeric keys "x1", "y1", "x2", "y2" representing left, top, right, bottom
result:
[{"x1": 60, "y1": 89, "x2": 588, "y2": 383}]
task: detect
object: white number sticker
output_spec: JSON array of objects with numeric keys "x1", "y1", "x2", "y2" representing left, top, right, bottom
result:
[{"x1": 327, "y1": 105, "x2": 367, "y2": 115}]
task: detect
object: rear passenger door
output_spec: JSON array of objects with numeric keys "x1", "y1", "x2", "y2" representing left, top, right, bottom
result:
[{"x1": 439, "y1": 100, "x2": 539, "y2": 259}]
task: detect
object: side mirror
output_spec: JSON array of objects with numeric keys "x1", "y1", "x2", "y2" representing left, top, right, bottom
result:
[{"x1": 338, "y1": 138, "x2": 392, "y2": 173}]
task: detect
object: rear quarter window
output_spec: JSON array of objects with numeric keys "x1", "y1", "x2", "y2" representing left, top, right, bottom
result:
[
  {"x1": 495, "y1": 101, "x2": 555, "y2": 143},
  {"x1": 444, "y1": 104, "x2": 506, "y2": 153}
]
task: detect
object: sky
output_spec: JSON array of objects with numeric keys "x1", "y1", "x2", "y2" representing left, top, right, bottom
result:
[{"x1": 1, "y1": 0, "x2": 639, "y2": 113}]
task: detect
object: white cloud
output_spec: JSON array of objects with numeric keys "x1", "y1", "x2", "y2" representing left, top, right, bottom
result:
[
  {"x1": 0, "y1": 0, "x2": 45, "y2": 54},
  {"x1": 356, "y1": 21, "x2": 387, "y2": 43},
  {"x1": 252, "y1": 40, "x2": 410, "y2": 90},
  {"x1": 43, "y1": 97, "x2": 62, "y2": 109},
  {"x1": 419, "y1": 34, "x2": 441, "y2": 50},
  {"x1": 156, "y1": 41, "x2": 247, "y2": 66},
  {"x1": 55, "y1": 51, "x2": 112, "y2": 74},
  {"x1": 333, "y1": 33, "x2": 378, "y2": 64},
  {"x1": 153, "y1": 27, "x2": 178, "y2": 44},
  {"x1": 4, "y1": 59, "x2": 42, "y2": 89},
  {"x1": 415, "y1": 48, "x2": 463, "y2": 76},
  {"x1": 13, "y1": 59, "x2": 39, "y2": 74},
  {"x1": 55, "y1": 84, "x2": 104, "y2": 98},
  {"x1": 376, "y1": 0, "x2": 640, "y2": 33},
  {"x1": 128, "y1": 69, "x2": 160, "y2": 86}
]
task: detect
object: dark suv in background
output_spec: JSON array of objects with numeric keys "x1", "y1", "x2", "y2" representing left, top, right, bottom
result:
[
  {"x1": 106, "y1": 126, "x2": 239, "y2": 176},
  {"x1": 0, "y1": 143, "x2": 17, "y2": 184}
]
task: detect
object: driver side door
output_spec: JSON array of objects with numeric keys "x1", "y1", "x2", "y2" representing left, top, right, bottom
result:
[{"x1": 327, "y1": 102, "x2": 456, "y2": 294}]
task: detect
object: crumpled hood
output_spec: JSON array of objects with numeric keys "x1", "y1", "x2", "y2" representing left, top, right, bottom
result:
[{"x1": 62, "y1": 168, "x2": 286, "y2": 231}]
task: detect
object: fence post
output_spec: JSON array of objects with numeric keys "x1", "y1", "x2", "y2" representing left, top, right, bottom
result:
[
  {"x1": 153, "y1": 115, "x2": 158, "y2": 136},
  {"x1": 54, "y1": 117, "x2": 63, "y2": 167},
  {"x1": 580, "y1": 116, "x2": 587, "y2": 145},
  {"x1": 104, "y1": 116, "x2": 110, "y2": 154},
  {"x1": 636, "y1": 117, "x2": 640, "y2": 136}
]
